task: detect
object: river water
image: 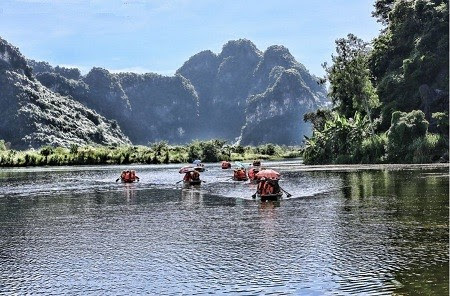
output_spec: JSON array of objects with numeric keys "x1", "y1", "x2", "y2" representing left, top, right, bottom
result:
[{"x1": 0, "y1": 161, "x2": 448, "y2": 295}]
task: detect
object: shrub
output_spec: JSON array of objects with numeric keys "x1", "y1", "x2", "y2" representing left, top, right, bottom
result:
[
  {"x1": 361, "y1": 134, "x2": 387, "y2": 163},
  {"x1": 0, "y1": 140, "x2": 6, "y2": 151},
  {"x1": 410, "y1": 133, "x2": 447, "y2": 163},
  {"x1": 386, "y1": 110, "x2": 429, "y2": 162}
]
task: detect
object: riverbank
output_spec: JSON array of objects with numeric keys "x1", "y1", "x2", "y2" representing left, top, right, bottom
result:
[{"x1": 0, "y1": 141, "x2": 302, "y2": 167}]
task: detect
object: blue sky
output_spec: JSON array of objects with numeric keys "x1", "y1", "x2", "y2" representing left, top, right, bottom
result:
[{"x1": 0, "y1": 0, "x2": 382, "y2": 77}]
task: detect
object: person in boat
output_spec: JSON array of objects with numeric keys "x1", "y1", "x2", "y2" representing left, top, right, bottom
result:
[
  {"x1": 257, "y1": 177, "x2": 266, "y2": 194},
  {"x1": 247, "y1": 167, "x2": 260, "y2": 181},
  {"x1": 257, "y1": 177, "x2": 280, "y2": 195},
  {"x1": 233, "y1": 168, "x2": 247, "y2": 180},
  {"x1": 221, "y1": 161, "x2": 231, "y2": 169},
  {"x1": 184, "y1": 170, "x2": 200, "y2": 182},
  {"x1": 117, "y1": 170, "x2": 140, "y2": 182},
  {"x1": 253, "y1": 160, "x2": 261, "y2": 167}
]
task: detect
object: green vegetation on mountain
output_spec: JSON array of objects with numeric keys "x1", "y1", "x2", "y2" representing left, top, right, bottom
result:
[
  {"x1": 304, "y1": 0, "x2": 448, "y2": 164},
  {"x1": 0, "y1": 37, "x2": 130, "y2": 149}
]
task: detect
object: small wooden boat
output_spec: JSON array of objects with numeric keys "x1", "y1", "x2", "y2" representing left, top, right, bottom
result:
[
  {"x1": 194, "y1": 166, "x2": 205, "y2": 172},
  {"x1": 221, "y1": 161, "x2": 231, "y2": 169},
  {"x1": 117, "y1": 170, "x2": 140, "y2": 183},
  {"x1": 121, "y1": 178, "x2": 137, "y2": 183},
  {"x1": 233, "y1": 168, "x2": 248, "y2": 181},
  {"x1": 258, "y1": 192, "x2": 283, "y2": 201},
  {"x1": 184, "y1": 180, "x2": 202, "y2": 186},
  {"x1": 233, "y1": 176, "x2": 248, "y2": 181}
]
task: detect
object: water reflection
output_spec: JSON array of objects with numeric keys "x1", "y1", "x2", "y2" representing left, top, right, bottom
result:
[
  {"x1": 121, "y1": 183, "x2": 137, "y2": 202},
  {"x1": 181, "y1": 188, "x2": 203, "y2": 205},
  {"x1": 0, "y1": 164, "x2": 447, "y2": 294}
]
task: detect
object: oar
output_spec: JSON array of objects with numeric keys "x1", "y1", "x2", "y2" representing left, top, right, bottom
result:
[
  {"x1": 115, "y1": 178, "x2": 120, "y2": 182},
  {"x1": 251, "y1": 192, "x2": 257, "y2": 199},
  {"x1": 280, "y1": 186, "x2": 292, "y2": 197},
  {"x1": 176, "y1": 180, "x2": 184, "y2": 184}
]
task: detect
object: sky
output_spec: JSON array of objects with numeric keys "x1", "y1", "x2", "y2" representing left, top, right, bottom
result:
[{"x1": 0, "y1": 0, "x2": 383, "y2": 77}]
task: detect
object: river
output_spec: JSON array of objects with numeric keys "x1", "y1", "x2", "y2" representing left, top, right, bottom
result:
[{"x1": 0, "y1": 161, "x2": 448, "y2": 295}]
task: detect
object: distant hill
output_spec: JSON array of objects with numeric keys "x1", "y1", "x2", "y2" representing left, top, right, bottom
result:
[
  {"x1": 0, "y1": 37, "x2": 130, "y2": 149},
  {"x1": 1, "y1": 37, "x2": 327, "y2": 148}
]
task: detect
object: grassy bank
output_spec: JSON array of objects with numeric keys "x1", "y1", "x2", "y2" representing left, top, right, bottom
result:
[{"x1": 0, "y1": 140, "x2": 302, "y2": 167}]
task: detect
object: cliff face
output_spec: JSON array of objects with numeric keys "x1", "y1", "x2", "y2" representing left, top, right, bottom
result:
[
  {"x1": 9, "y1": 37, "x2": 327, "y2": 147},
  {"x1": 177, "y1": 39, "x2": 328, "y2": 144},
  {"x1": 32, "y1": 62, "x2": 200, "y2": 145},
  {"x1": 240, "y1": 69, "x2": 318, "y2": 145},
  {"x1": 0, "y1": 37, "x2": 130, "y2": 149},
  {"x1": 116, "y1": 72, "x2": 199, "y2": 143}
]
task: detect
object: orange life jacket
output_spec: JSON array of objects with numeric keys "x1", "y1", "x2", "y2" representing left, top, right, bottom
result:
[
  {"x1": 263, "y1": 182, "x2": 274, "y2": 195},
  {"x1": 234, "y1": 169, "x2": 246, "y2": 179},
  {"x1": 248, "y1": 168, "x2": 259, "y2": 180},
  {"x1": 257, "y1": 180, "x2": 265, "y2": 194},
  {"x1": 191, "y1": 171, "x2": 200, "y2": 180},
  {"x1": 184, "y1": 172, "x2": 191, "y2": 182}
]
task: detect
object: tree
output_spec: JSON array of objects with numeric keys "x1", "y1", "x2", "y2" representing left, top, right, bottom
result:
[
  {"x1": 324, "y1": 34, "x2": 379, "y2": 134},
  {"x1": 369, "y1": 0, "x2": 449, "y2": 130},
  {"x1": 372, "y1": 0, "x2": 395, "y2": 25}
]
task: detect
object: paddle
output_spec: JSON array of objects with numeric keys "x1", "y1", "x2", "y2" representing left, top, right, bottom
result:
[
  {"x1": 176, "y1": 180, "x2": 184, "y2": 184},
  {"x1": 279, "y1": 186, "x2": 292, "y2": 197},
  {"x1": 115, "y1": 178, "x2": 120, "y2": 182},
  {"x1": 251, "y1": 192, "x2": 257, "y2": 199}
]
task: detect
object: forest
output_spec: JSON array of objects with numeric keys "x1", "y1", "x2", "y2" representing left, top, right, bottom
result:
[{"x1": 303, "y1": 0, "x2": 449, "y2": 164}]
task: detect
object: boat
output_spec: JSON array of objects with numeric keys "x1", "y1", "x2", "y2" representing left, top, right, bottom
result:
[
  {"x1": 221, "y1": 161, "x2": 231, "y2": 169},
  {"x1": 117, "y1": 170, "x2": 140, "y2": 183},
  {"x1": 194, "y1": 164, "x2": 205, "y2": 172},
  {"x1": 258, "y1": 192, "x2": 283, "y2": 201},
  {"x1": 180, "y1": 166, "x2": 202, "y2": 185},
  {"x1": 233, "y1": 169, "x2": 248, "y2": 181},
  {"x1": 184, "y1": 179, "x2": 202, "y2": 186}
]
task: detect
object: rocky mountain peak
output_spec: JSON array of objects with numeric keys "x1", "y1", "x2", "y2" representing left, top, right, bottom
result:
[
  {"x1": 28, "y1": 59, "x2": 81, "y2": 80},
  {"x1": 219, "y1": 39, "x2": 262, "y2": 61},
  {"x1": 0, "y1": 37, "x2": 33, "y2": 80},
  {"x1": 177, "y1": 50, "x2": 218, "y2": 74}
]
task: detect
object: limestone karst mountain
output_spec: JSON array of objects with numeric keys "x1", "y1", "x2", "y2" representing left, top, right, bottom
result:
[
  {"x1": 0, "y1": 37, "x2": 130, "y2": 149},
  {"x1": 2, "y1": 36, "x2": 328, "y2": 148},
  {"x1": 177, "y1": 39, "x2": 328, "y2": 145}
]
